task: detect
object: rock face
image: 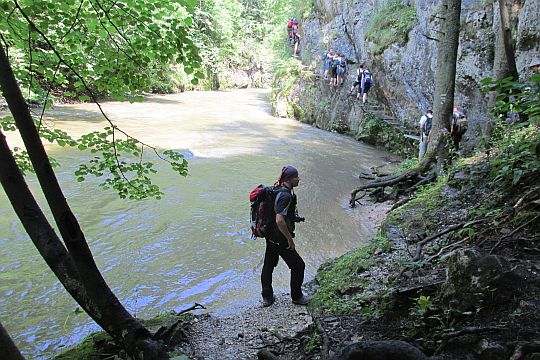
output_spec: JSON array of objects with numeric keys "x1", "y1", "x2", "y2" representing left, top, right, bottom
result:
[
  {"x1": 275, "y1": 0, "x2": 539, "y2": 152},
  {"x1": 441, "y1": 249, "x2": 526, "y2": 312}
]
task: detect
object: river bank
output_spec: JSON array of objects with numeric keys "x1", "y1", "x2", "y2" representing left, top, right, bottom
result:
[{"x1": 2, "y1": 89, "x2": 400, "y2": 358}]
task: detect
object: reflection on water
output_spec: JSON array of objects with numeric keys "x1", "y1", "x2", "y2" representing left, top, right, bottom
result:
[{"x1": 0, "y1": 89, "x2": 396, "y2": 358}]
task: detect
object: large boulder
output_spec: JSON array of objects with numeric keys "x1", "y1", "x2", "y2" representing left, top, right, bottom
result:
[
  {"x1": 440, "y1": 249, "x2": 526, "y2": 313},
  {"x1": 329, "y1": 340, "x2": 431, "y2": 360}
]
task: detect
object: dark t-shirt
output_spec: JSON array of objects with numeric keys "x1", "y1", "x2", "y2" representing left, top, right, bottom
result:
[
  {"x1": 275, "y1": 190, "x2": 294, "y2": 233},
  {"x1": 266, "y1": 188, "x2": 295, "y2": 246}
]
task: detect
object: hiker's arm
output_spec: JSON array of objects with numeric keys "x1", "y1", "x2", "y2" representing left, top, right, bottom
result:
[{"x1": 276, "y1": 214, "x2": 295, "y2": 250}]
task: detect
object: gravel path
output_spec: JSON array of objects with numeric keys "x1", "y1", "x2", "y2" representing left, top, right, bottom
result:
[{"x1": 182, "y1": 294, "x2": 313, "y2": 359}]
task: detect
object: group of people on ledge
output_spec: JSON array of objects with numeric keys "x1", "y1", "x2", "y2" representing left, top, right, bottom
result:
[{"x1": 322, "y1": 48, "x2": 348, "y2": 86}]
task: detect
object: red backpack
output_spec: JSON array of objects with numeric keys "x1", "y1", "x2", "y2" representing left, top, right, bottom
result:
[{"x1": 250, "y1": 185, "x2": 286, "y2": 238}]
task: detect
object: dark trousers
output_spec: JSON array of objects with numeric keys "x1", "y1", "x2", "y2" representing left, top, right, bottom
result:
[{"x1": 261, "y1": 241, "x2": 305, "y2": 301}]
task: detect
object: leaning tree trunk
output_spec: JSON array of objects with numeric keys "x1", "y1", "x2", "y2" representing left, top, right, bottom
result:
[
  {"x1": 0, "y1": 44, "x2": 167, "y2": 359},
  {"x1": 495, "y1": 0, "x2": 519, "y2": 81},
  {"x1": 485, "y1": 0, "x2": 520, "y2": 137},
  {"x1": 428, "y1": 0, "x2": 462, "y2": 172},
  {"x1": 0, "y1": 321, "x2": 25, "y2": 360}
]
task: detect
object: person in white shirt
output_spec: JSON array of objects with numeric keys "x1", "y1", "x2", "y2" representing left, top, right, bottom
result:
[{"x1": 418, "y1": 110, "x2": 433, "y2": 159}]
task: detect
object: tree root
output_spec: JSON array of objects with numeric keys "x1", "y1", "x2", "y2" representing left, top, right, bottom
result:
[
  {"x1": 350, "y1": 151, "x2": 437, "y2": 207},
  {"x1": 413, "y1": 220, "x2": 483, "y2": 261},
  {"x1": 389, "y1": 196, "x2": 412, "y2": 212},
  {"x1": 439, "y1": 326, "x2": 506, "y2": 340},
  {"x1": 426, "y1": 237, "x2": 470, "y2": 263},
  {"x1": 490, "y1": 214, "x2": 540, "y2": 254}
]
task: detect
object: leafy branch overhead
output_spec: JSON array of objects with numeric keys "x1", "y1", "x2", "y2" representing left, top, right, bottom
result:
[
  {"x1": 0, "y1": 0, "x2": 202, "y2": 99},
  {"x1": 1, "y1": 0, "x2": 201, "y2": 199},
  {"x1": 1, "y1": 116, "x2": 188, "y2": 199}
]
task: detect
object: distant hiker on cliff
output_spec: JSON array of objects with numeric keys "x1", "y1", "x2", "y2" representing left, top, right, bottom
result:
[
  {"x1": 350, "y1": 64, "x2": 365, "y2": 100},
  {"x1": 322, "y1": 48, "x2": 335, "y2": 80},
  {"x1": 287, "y1": 19, "x2": 294, "y2": 44},
  {"x1": 291, "y1": 18, "x2": 301, "y2": 57},
  {"x1": 259, "y1": 166, "x2": 309, "y2": 307},
  {"x1": 360, "y1": 69, "x2": 373, "y2": 105},
  {"x1": 451, "y1": 105, "x2": 468, "y2": 151},
  {"x1": 418, "y1": 110, "x2": 433, "y2": 159},
  {"x1": 336, "y1": 52, "x2": 347, "y2": 86},
  {"x1": 330, "y1": 53, "x2": 340, "y2": 86}
]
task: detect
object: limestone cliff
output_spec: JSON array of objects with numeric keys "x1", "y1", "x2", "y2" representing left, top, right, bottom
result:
[{"x1": 273, "y1": 0, "x2": 539, "y2": 154}]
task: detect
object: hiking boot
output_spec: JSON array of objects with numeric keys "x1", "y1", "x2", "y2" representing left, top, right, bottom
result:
[
  {"x1": 262, "y1": 296, "x2": 275, "y2": 307},
  {"x1": 292, "y1": 295, "x2": 310, "y2": 305}
]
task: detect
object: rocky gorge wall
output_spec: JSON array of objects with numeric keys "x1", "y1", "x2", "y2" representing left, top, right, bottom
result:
[{"x1": 272, "y1": 0, "x2": 539, "y2": 155}]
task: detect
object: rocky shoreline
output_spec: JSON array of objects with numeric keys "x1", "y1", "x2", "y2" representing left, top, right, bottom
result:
[{"x1": 174, "y1": 200, "x2": 393, "y2": 360}]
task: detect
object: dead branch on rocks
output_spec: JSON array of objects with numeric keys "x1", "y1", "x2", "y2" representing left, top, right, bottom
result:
[
  {"x1": 414, "y1": 220, "x2": 483, "y2": 261},
  {"x1": 513, "y1": 186, "x2": 540, "y2": 213},
  {"x1": 439, "y1": 326, "x2": 506, "y2": 340},
  {"x1": 176, "y1": 303, "x2": 206, "y2": 315},
  {"x1": 490, "y1": 214, "x2": 540, "y2": 254},
  {"x1": 510, "y1": 341, "x2": 540, "y2": 360},
  {"x1": 426, "y1": 237, "x2": 470, "y2": 263},
  {"x1": 388, "y1": 196, "x2": 412, "y2": 212},
  {"x1": 314, "y1": 317, "x2": 330, "y2": 360},
  {"x1": 154, "y1": 303, "x2": 206, "y2": 344}
]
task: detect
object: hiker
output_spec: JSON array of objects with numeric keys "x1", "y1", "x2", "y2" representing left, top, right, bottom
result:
[
  {"x1": 261, "y1": 165, "x2": 309, "y2": 307},
  {"x1": 291, "y1": 18, "x2": 301, "y2": 57},
  {"x1": 322, "y1": 48, "x2": 335, "y2": 80},
  {"x1": 330, "y1": 53, "x2": 340, "y2": 86},
  {"x1": 350, "y1": 64, "x2": 365, "y2": 100},
  {"x1": 360, "y1": 69, "x2": 373, "y2": 104},
  {"x1": 336, "y1": 52, "x2": 347, "y2": 86},
  {"x1": 287, "y1": 19, "x2": 294, "y2": 44},
  {"x1": 418, "y1": 110, "x2": 433, "y2": 159},
  {"x1": 451, "y1": 105, "x2": 467, "y2": 151}
]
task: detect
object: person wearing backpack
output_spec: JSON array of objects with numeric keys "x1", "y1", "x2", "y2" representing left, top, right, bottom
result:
[
  {"x1": 322, "y1": 48, "x2": 335, "y2": 80},
  {"x1": 418, "y1": 110, "x2": 433, "y2": 159},
  {"x1": 360, "y1": 69, "x2": 373, "y2": 105},
  {"x1": 260, "y1": 165, "x2": 309, "y2": 307},
  {"x1": 336, "y1": 53, "x2": 347, "y2": 86},
  {"x1": 287, "y1": 19, "x2": 294, "y2": 44},
  {"x1": 350, "y1": 64, "x2": 365, "y2": 100},
  {"x1": 291, "y1": 19, "x2": 301, "y2": 57},
  {"x1": 451, "y1": 105, "x2": 467, "y2": 151},
  {"x1": 330, "y1": 53, "x2": 340, "y2": 86}
]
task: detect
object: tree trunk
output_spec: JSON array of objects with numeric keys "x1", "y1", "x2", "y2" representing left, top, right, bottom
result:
[
  {"x1": 0, "y1": 43, "x2": 167, "y2": 359},
  {"x1": 485, "y1": 0, "x2": 520, "y2": 136},
  {"x1": 497, "y1": 0, "x2": 519, "y2": 81},
  {"x1": 0, "y1": 321, "x2": 25, "y2": 360},
  {"x1": 428, "y1": 0, "x2": 462, "y2": 168}
]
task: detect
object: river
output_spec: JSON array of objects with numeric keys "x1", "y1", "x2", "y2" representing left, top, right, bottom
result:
[{"x1": 0, "y1": 89, "x2": 396, "y2": 358}]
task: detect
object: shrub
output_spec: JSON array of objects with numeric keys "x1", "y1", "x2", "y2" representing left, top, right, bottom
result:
[{"x1": 365, "y1": 0, "x2": 417, "y2": 55}]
